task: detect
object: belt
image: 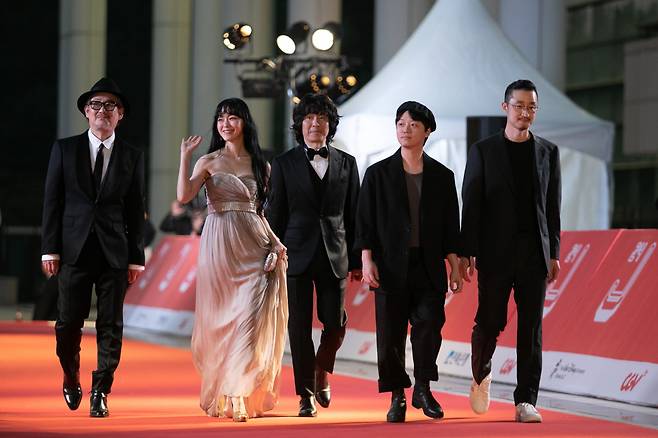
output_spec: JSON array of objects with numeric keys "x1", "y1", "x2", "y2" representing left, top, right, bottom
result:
[{"x1": 208, "y1": 201, "x2": 257, "y2": 214}]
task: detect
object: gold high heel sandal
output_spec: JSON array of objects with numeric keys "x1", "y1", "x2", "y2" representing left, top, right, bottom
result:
[{"x1": 231, "y1": 396, "x2": 248, "y2": 422}]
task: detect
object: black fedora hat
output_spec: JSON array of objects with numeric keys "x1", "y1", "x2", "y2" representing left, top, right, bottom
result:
[{"x1": 77, "y1": 77, "x2": 130, "y2": 115}]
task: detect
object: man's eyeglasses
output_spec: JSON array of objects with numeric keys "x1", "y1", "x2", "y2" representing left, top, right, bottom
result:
[
  {"x1": 87, "y1": 100, "x2": 119, "y2": 112},
  {"x1": 508, "y1": 103, "x2": 538, "y2": 114}
]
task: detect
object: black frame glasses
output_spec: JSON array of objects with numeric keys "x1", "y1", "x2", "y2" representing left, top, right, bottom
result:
[{"x1": 87, "y1": 100, "x2": 119, "y2": 112}]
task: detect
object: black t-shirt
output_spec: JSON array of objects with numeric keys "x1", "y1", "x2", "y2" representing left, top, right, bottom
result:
[{"x1": 504, "y1": 135, "x2": 538, "y2": 233}]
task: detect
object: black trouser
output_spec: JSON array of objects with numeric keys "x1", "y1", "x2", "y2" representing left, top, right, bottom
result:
[
  {"x1": 56, "y1": 232, "x2": 127, "y2": 393},
  {"x1": 287, "y1": 242, "x2": 347, "y2": 397},
  {"x1": 375, "y1": 248, "x2": 446, "y2": 393},
  {"x1": 33, "y1": 275, "x2": 59, "y2": 320},
  {"x1": 471, "y1": 234, "x2": 547, "y2": 405}
]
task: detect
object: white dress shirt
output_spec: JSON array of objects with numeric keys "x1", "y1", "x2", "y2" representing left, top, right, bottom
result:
[{"x1": 307, "y1": 146, "x2": 329, "y2": 179}]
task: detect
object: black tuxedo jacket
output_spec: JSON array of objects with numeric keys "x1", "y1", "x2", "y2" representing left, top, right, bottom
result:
[
  {"x1": 266, "y1": 145, "x2": 360, "y2": 278},
  {"x1": 355, "y1": 149, "x2": 460, "y2": 292},
  {"x1": 460, "y1": 130, "x2": 561, "y2": 274},
  {"x1": 41, "y1": 132, "x2": 145, "y2": 269}
]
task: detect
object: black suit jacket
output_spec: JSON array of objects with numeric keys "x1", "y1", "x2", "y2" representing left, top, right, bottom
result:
[
  {"x1": 355, "y1": 149, "x2": 460, "y2": 292},
  {"x1": 41, "y1": 132, "x2": 145, "y2": 269},
  {"x1": 460, "y1": 130, "x2": 561, "y2": 274},
  {"x1": 266, "y1": 145, "x2": 360, "y2": 278}
]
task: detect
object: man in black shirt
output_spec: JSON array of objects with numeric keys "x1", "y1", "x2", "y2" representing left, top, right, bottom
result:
[
  {"x1": 356, "y1": 101, "x2": 462, "y2": 423},
  {"x1": 459, "y1": 80, "x2": 562, "y2": 423}
]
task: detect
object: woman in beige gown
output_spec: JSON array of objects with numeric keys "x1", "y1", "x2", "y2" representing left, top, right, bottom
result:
[{"x1": 177, "y1": 98, "x2": 288, "y2": 422}]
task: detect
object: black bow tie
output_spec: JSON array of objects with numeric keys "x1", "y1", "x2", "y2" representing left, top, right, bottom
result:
[{"x1": 306, "y1": 147, "x2": 328, "y2": 161}]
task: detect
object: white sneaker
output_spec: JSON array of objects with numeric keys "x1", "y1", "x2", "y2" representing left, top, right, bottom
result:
[
  {"x1": 515, "y1": 402, "x2": 542, "y2": 423},
  {"x1": 469, "y1": 373, "x2": 492, "y2": 414}
]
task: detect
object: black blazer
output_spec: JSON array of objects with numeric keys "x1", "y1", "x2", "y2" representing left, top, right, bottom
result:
[
  {"x1": 355, "y1": 149, "x2": 460, "y2": 292},
  {"x1": 266, "y1": 145, "x2": 360, "y2": 278},
  {"x1": 460, "y1": 130, "x2": 561, "y2": 274},
  {"x1": 41, "y1": 132, "x2": 146, "y2": 269}
]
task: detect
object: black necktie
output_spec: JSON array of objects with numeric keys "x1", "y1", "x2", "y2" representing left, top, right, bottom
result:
[
  {"x1": 94, "y1": 144, "x2": 105, "y2": 194},
  {"x1": 306, "y1": 147, "x2": 328, "y2": 161}
]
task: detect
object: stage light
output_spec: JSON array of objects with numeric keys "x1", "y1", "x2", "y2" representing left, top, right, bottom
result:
[
  {"x1": 223, "y1": 23, "x2": 252, "y2": 50},
  {"x1": 294, "y1": 72, "x2": 332, "y2": 98},
  {"x1": 328, "y1": 72, "x2": 358, "y2": 103},
  {"x1": 311, "y1": 22, "x2": 342, "y2": 51},
  {"x1": 276, "y1": 21, "x2": 310, "y2": 55}
]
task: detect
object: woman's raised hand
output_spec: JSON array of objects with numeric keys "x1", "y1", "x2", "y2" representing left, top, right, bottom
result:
[{"x1": 180, "y1": 135, "x2": 203, "y2": 155}]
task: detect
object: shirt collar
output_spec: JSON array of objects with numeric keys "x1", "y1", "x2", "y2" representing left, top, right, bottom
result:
[{"x1": 87, "y1": 130, "x2": 115, "y2": 151}]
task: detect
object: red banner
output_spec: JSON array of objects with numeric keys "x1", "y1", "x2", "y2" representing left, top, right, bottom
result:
[
  {"x1": 128, "y1": 231, "x2": 658, "y2": 365},
  {"x1": 125, "y1": 236, "x2": 199, "y2": 311},
  {"x1": 542, "y1": 229, "x2": 658, "y2": 362},
  {"x1": 499, "y1": 230, "x2": 622, "y2": 348}
]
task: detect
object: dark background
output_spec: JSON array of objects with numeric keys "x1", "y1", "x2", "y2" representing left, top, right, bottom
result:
[{"x1": 0, "y1": 0, "x2": 373, "y2": 303}]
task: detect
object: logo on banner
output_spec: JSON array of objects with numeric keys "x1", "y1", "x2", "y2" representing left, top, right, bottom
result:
[
  {"x1": 352, "y1": 284, "x2": 370, "y2": 306},
  {"x1": 158, "y1": 243, "x2": 193, "y2": 292},
  {"x1": 594, "y1": 241, "x2": 655, "y2": 323},
  {"x1": 178, "y1": 268, "x2": 197, "y2": 293},
  {"x1": 620, "y1": 371, "x2": 648, "y2": 392},
  {"x1": 358, "y1": 341, "x2": 374, "y2": 355},
  {"x1": 549, "y1": 359, "x2": 586, "y2": 380},
  {"x1": 544, "y1": 243, "x2": 589, "y2": 317},
  {"x1": 499, "y1": 359, "x2": 516, "y2": 375},
  {"x1": 137, "y1": 241, "x2": 172, "y2": 290},
  {"x1": 178, "y1": 316, "x2": 193, "y2": 332},
  {"x1": 443, "y1": 351, "x2": 470, "y2": 367}
]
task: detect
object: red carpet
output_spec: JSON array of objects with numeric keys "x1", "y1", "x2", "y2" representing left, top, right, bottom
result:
[{"x1": 0, "y1": 322, "x2": 654, "y2": 437}]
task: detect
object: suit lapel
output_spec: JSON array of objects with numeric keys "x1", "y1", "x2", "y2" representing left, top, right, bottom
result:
[
  {"x1": 98, "y1": 138, "x2": 121, "y2": 200},
  {"x1": 76, "y1": 133, "x2": 96, "y2": 200},
  {"x1": 420, "y1": 152, "x2": 435, "y2": 215},
  {"x1": 322, "y1": 145, "x2": 342, "y2": 211},
  {"x1": 533, "y1": 134, "x2": 549, "y2": 195},
  {"x1": 389, "y1": 149, "x2": 410, "y2": 222},
  {"x1": 291, "y1": 146, "x2": 320, "y2": 209}
]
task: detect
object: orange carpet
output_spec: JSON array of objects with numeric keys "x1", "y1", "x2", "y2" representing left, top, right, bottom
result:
[{"x1": 0, "y1": 322, "x2": 654, "y2": 437}]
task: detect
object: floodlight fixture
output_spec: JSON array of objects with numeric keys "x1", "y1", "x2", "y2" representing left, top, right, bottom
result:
[
  {"x1": 223, "y1": 23, "x2": 252, "y2": 50},
  {"x1": 311, "y1": 22, "x2": 342, "y2": 51},
  {"x1": 276, "y1": 21, "x2": 310, "y2": 54}
]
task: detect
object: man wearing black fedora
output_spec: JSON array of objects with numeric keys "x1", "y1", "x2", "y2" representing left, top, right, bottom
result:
[{"x1": 41, "y1": 77, "x2": 145, "y2": 417}]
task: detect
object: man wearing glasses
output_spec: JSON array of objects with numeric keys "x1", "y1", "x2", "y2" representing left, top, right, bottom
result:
[
  {"x1": 459, "y1": 79, "x2": 561, "y2": 423},
  {"x1": 41, "y1": 77, "x2": 145, "y2": 418}
]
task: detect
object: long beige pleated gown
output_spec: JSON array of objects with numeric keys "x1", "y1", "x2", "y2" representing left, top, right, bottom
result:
[{"x1": 191, "y1": 172, "x2": 288, "y2": 418}]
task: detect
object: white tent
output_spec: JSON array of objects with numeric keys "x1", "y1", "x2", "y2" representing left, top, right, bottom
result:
[{"x1": 334, "y1": 0, "x2": 614, "y2": 230}]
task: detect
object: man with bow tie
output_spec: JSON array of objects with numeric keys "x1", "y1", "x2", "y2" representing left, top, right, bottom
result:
[
  {"x1": 267, "y1": 93, "x2": 361, "y2": 417},
  {"x1": 41, "y1": 77, "x2": 145, "y2": 418}
]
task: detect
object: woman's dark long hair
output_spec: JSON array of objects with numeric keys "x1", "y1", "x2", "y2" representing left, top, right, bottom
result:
[{"x1": 208, "y1": 98, "x2": 268, "y2": 213}]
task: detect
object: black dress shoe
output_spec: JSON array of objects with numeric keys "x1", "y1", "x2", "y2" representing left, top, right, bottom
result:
[
  {"x1": 411, "y1": 383, "x2": 444, "y2": 419},
  {"x1": 63, "y1": 384, "x2": 82, "y2": 411},
  {"x1": 90, "y1": 390, "x2": 109, "y2": 417},
  {"x1": 386, "y1": 388, "x2": 406, "y2": 423},
  {"x1": 315, "y1": 366, "x2": 331, "y2": 408},
  {"x1": 298, "y1": 396, "x2": 317, "y2": 417}
]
